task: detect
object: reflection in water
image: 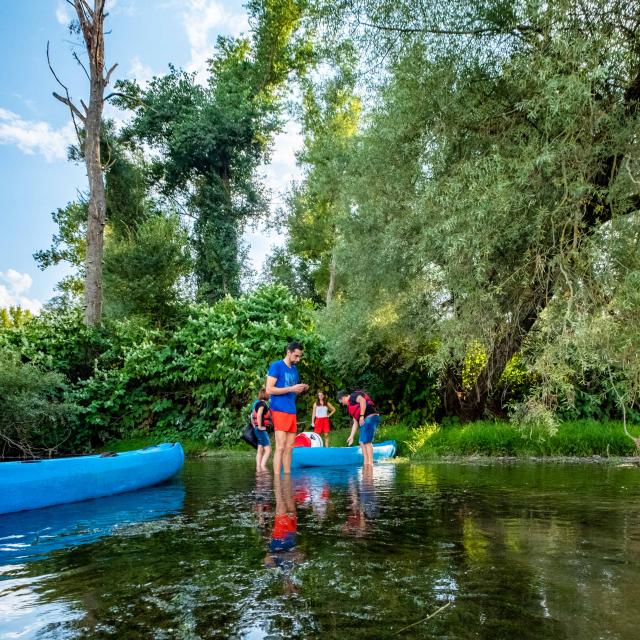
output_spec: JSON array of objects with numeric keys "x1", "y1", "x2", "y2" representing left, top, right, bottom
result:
[
  {"x1": 2, "y1": 461, "x2": 640, "y2": 638},
  {"x1": 264, "y1": 474, "x2": 304, "y2": 595},
  {"x1": 0, "y1": 480, "x2": 185, "y2": 565},
  {"x1": 0, "y1": 480, "x2": 185, "y2": 638}
]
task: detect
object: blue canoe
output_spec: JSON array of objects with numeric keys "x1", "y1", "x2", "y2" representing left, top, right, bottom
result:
[
  {"x1": 291, "y1": 440, "x2": 396, "y2": 468},
  {"x1": 0, "y1": 442, "x2": 184, "y2": 516}
]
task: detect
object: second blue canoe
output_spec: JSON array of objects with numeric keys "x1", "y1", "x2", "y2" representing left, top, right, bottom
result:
[{"x1": 291, "y1": 440, "x2": 396, "y2": 468}]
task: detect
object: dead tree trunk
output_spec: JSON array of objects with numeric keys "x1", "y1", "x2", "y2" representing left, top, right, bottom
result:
[{"x1": 50, "y1": 0, "x2": 117, "y2": 326}]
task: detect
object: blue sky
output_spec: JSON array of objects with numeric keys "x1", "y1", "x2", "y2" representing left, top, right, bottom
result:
[{"x1": 0, "y1": 0, "x2": 299, "y2": 312}]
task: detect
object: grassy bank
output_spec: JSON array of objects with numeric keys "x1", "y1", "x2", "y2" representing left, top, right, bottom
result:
[
  {"x1": 407, "y1": 420, "x2": 640, "y2": 458},
  {"x1": 103, "y1": 420, "x2": 640, "y2": 460}
]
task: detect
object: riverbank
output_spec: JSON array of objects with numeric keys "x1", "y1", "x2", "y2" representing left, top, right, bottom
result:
[{"x1": 103, "y1": 419, "x2": 640, "y2": 460}]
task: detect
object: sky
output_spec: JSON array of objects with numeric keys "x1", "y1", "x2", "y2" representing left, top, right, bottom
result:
[{"x1": 0, "y1": 0, "x2": 302, "y2": 313}]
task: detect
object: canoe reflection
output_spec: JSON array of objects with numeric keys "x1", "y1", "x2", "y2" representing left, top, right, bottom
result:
[{"x1": 0, "y1": 480, "x2": 185, "y2": 564}]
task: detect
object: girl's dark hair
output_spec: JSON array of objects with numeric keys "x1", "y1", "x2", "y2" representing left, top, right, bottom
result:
[
  {"x1": 317, "y1": 390, "x2": 327, "y2": 406},
  {"x1": 258, "y1": 387, "x2": 268, "y2": 401}
]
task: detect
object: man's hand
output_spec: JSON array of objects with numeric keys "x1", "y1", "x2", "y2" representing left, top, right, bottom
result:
[{"x1": 292, "y1": 383, "x2": 308, "y2": 394}]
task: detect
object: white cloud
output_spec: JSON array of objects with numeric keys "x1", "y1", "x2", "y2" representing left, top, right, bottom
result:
[
  {"x1": 129, "y1": 56, "x2": 155, "y2": 85},
  {"x1": 0, "y1": 270, "x2": 42, "y2": 314},
  {"x1": 56, "y1": 1, "x2": 71, "y2": 25},
  {"x1": 0, "y1": 107, "x2": 76, "y2": 162},
  {"x1": 182, "y1": 0, "x2": 249, "y2": 83}
]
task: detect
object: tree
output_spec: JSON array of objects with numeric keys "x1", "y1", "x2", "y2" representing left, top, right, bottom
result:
[
  {"x1": 116, "y1": 0, "x2": 311, "y2": 301},
  {"x1": 103, "y1": 214, "x2": 192, "y2": 326},
  {"x1": 282, "y1": 54, "x2": 361, "y2": 304},
  {"x1": 304, "y1": 0, "x2": 640, "y2": 419},
  {"x1": 49, "y1": 0, "x2": 119, "y2": 326},
  {"x1": 0, "y1": 307, "x2": 33, "y2": 329}
]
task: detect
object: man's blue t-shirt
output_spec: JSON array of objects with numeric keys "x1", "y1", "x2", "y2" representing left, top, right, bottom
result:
[{"x1": 267, "y1": 360, "x2": 299, "y2": 414}]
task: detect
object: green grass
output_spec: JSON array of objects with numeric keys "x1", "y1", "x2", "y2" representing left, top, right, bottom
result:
[
  {"x1": 408, "y1": 419, "x2": 640, "y2": 459},
  {"x1": 101, "y1": 436, "x2": 253, "y2": 458}
]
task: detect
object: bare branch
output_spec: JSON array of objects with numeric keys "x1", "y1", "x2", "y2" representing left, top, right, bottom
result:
[
  {"x1": 105, "y1": 62, "x2": 118, "y2": 86},
  {"x1": 104, "y1": 91, "x2": 131, "y2": 102},
  {"x1": 47, "y1": 41, "x2": 84, "y2": 141},
  {"x1": 53, "y1": 91, "x2": 86, "y2": 123},
  {"x1": 72, "y1": 50, "x2": 90, "y2": 81}
]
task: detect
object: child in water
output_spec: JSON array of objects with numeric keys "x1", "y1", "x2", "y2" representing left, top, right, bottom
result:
[
  {"x1": 252, "y1": 387, "x2": 272, "y2": 471},
  {"x1": 311, "y1": 390, "x2": 336, "y2": 447}
]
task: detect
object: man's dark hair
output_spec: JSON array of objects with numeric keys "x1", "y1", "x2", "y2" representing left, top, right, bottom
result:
[
  {"x1": 336, "y1": 390, "x2": 349, "y2": 401},
  {"x1": 286, "y1": 341, "x2": 303, "y2": 353}
]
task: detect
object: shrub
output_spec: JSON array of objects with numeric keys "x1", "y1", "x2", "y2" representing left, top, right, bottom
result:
[{"x1": 0, "y1": 353, "x2": 82, "y2": 458}]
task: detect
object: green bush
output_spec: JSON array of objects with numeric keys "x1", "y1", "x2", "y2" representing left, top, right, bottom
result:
[
  {"x1": 73, "y1": 285, "x2": 338, "y2": 442},
  {"x1": 0, "y1": 354, "x2": 82, "y2": 458}
]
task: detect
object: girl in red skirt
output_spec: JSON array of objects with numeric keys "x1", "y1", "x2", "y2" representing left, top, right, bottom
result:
[{"x1": 312, "y1": 390, "x2": 336, "y2": 447}]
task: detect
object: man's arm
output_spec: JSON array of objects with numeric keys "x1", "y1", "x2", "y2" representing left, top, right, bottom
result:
[
  {"x1": 347, "y1": 418, "x2": 358, "y2": 446},
  {"x1": 358, "y1": 396, "x2": 367, "y2": 424},
  {"x1": 265, "y1": 375, "x2": 307, "y2": 396}
]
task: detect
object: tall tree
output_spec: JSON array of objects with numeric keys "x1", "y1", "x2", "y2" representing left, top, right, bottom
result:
[
  {"x1": 117, "y1": 0, "x2": 311, "y2": 301},
  {"x1": 306, "y1": 0, "x2": 640, "y2": 419},
  {"x1": 49, "y1": 0, "x2": 118, "y2": 325}
]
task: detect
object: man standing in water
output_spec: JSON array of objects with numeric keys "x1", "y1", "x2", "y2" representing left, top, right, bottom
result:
[
  {"x1": 338, "y1": 390, "x2": 380, "y2": 467},
  {"x1": 266, "y1": 341, "x2": 308, "y2": 474}
]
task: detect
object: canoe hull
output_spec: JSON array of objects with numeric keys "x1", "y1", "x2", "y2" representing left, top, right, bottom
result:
[
  {"x1": 291, "y1": 440, "x2": 396, "y2": 468},
  {"x1": 0, "y1": 442, "x2": 185, "y2": 515}
]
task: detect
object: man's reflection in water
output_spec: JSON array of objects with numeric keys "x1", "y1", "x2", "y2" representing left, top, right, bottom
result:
[
  {"x1": 342, "y1": 466, "x2": 379, "y2": 537},
  {"x1": 264, "y1": 474, "x2": 304, "y2": 594},
  {"x1": 253, "y1": 470, "x2": 272, "y2": 531}
]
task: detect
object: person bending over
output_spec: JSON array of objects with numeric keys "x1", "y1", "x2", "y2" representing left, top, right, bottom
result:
[{"x1": 338, "y1": 390, "x2": 380, "y2": 467}]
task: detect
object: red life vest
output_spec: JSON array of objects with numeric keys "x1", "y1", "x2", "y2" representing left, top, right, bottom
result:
[
  {"x1": 347, "y1": 391, "x2": 377, "y2": 421},
  {"x1": 252, "y1": 401, "x2": 272, "y2": 428}
]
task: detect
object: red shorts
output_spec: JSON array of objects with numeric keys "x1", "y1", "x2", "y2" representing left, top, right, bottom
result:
[
  {"x1": 272, "y1": 410, "x2": 297, "y2": 433},
  {"x1": 272, "y1": 513, "x2": 298, "y2": 538},
  {"x1": 313, "y1": 417, "x2": 331, "y2": 434}
]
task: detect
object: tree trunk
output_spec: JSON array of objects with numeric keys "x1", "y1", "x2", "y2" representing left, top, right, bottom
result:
[
  {"x1": 80, "y1": 0, "x2": 108, "y2": 326},
  {"x1": 51, "y1": 1, "x2": 114, "y2": 326},
  {"x1": 83, "y1": 97, "x2": 106, "y2": 325},
  {"x1": 444, "y1": 293, "x2": 545, "y2": 422}
]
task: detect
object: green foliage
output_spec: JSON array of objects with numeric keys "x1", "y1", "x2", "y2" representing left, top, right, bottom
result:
[
  {"x1": 0, "y1": 306, "x2": 33, "y2": 328},
  {"x1": 117, "y1": 0, "x2": 311, "y2": 301},
  {"x1": 73, "y1": 285, "x2": 336, "y2": 442},
  {"x1": 0, "y1": 353, "x2": 81, "y2": 458},
  {"x1": 103, "y1": 214, "x2": 192, "y2": 326},
  {"x1": 293, "y1": 0, "x2": 640, "y2": 420}
]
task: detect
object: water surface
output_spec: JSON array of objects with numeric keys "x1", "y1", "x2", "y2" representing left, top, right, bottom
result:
[{"x1": 2, "y1": 459, "x2": 640, "y2": 639}]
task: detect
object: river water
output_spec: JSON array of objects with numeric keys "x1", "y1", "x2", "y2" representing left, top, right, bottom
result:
[{"x1": 2, "y1": 458, "x2": 640, "y2": 639}]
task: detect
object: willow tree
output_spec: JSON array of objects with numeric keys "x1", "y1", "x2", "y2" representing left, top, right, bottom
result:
[
  {"x1": 309, "y1": 0, "x2": 640, "y2": 419},
  {"x1": 49, "y1": 0, "x2": 118, "y2": 325}
]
